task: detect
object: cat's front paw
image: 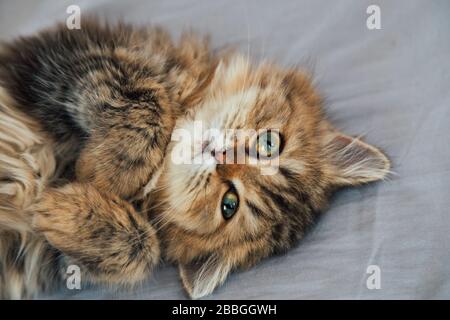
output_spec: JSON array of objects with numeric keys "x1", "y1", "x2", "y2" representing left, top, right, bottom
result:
[{"x1": 32, "y1": 183, "x2": 160, "y2": 284}]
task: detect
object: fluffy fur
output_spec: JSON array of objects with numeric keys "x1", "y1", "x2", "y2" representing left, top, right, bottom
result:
[{"x1": 0, "y1": 21, "x2": 390, "y2": 299}]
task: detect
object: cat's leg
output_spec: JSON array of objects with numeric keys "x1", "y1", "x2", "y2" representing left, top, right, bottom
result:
[
  {"x1": 74, "y1": 71, "x2": 176, "y2": 200},
  {"x1": 75, "y1": 96, "x2": 174, "y2": 200},
  {"x1": 31, "y1": 183, "x2": 160, "y2": 285}
]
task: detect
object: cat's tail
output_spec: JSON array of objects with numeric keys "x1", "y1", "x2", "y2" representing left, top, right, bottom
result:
[
  {"x1": 0, "y1": 87, "x2": 56, "y2": 232},
  {"x1": 0, "y1": 87, "x2": 57, "y2": 299}
]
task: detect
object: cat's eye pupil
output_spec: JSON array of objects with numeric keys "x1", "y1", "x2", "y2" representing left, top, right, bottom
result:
[
  {"x1": 256, "y1": 130, "x2": 281, "y2": 158},
  {"x1": 264, "y1": 135, "x2": 274, "y2": 153},
  {"x1": 221, "y1": 189, "x2": 239, "y2": 220}
]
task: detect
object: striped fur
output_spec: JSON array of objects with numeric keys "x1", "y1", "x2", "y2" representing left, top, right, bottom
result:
[{"x1": 0, "y1": 21, "x2": 390, "y2": 299}]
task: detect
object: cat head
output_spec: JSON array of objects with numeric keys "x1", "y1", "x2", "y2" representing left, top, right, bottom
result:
[{"x1": 148, "y1": 55, "x2": 390, "y2": 299}]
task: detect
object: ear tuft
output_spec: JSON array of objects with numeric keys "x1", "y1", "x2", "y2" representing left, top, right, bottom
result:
[
  {"x1": 179, "y1": 255, "x2": 231, "y2": 299},
  {"x1": 323, "y1": 130, "x2": 390, "y2": 186}
]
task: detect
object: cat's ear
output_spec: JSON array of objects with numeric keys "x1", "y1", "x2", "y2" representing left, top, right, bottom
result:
[
  {"x1": 322, "y1": 126, "x2": 390, "y2": 186},
  {"x1": 178, "y1": 255, "x2": 232, "y2": 299}
]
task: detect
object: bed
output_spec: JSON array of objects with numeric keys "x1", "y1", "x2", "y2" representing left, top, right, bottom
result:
[{"x1": 1, "y1": 0, "x2": 449, "y2": 299}]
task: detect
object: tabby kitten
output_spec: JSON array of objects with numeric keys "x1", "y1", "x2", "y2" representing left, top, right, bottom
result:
[{"x1": 0, "y1": 20, "x2": 389, "y2": 299}]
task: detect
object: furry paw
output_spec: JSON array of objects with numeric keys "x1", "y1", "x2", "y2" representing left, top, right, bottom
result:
[{"x1": 32, "y1": 183, "x2": 160, "y2": 284}]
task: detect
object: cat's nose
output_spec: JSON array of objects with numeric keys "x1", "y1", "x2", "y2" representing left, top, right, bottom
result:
[{"x1": 212, "y1": 149, "x2": 226, "y2": 164}]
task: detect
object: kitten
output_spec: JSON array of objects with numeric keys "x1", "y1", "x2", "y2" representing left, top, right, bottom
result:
[{"x1": 0, "y1": 20, "x2": 390, "y2": 299}]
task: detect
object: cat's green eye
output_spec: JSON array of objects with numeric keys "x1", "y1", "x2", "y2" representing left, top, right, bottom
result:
[
  {"x1": 256, "y1": 130, "x2": 281, "y2": 159},
  {"x1": 221, "y1": 189, "x2": 239, "y2": 220}
]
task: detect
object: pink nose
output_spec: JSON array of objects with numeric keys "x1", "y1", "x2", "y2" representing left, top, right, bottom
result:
[{"x1": 212, "y1": 150, "x2": 226, "y2": 164}]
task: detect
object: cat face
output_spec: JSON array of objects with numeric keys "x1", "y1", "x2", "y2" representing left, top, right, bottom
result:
[{"x1": 149, "y1": 55, "x2": 390, "y2": 299}]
